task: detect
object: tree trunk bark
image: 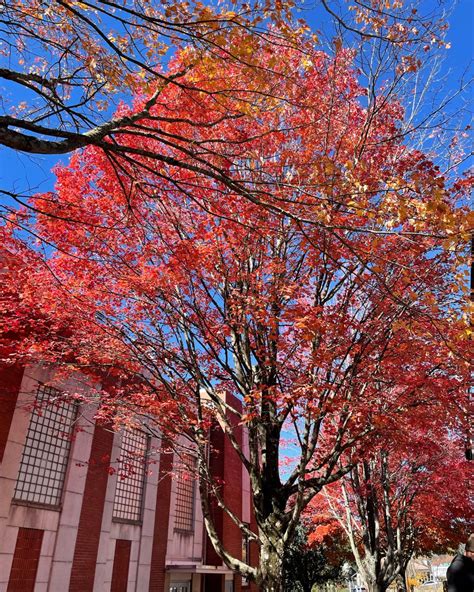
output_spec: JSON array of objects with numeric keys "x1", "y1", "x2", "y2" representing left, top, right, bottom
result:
[
  {"x1": 396, "y1": 572, "x2": 408, "y2": 592},
  {"x1": 260, "y1": 581, "x2": 283, "y2": 592},
  {"x1": 258, "y1": 538, "x2": 284, "y2": 592},
  {"x1": 365, "y1": 582, "x2": 386, "y2": 592}
]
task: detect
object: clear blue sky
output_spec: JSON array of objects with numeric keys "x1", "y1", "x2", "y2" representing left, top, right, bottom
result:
[{"x1": 0, "y1": 0, "x2": 472, "y2": 204}]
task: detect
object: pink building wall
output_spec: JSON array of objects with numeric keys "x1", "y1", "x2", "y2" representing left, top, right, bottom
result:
[{"x1": 0, "y1": 364, "x2": 253, "y2": 592}]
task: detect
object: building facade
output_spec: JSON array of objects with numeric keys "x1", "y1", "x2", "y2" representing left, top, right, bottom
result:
[{"x1": 0, "y1": 363, "x2": 257, "y2": 592}]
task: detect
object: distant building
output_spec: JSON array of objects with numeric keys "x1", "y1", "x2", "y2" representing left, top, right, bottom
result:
[
  {"x1": 0, "y1": 363, "x2": 256, "y2": 592},
  {"x1": 406, "y1": 555, "x2": 454, "y2": 592}
]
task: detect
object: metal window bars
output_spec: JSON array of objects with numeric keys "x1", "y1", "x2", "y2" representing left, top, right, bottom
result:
[
  {"x1": 112, "y1": 429, "x2": 149, "y2": 523},
  {"x1": 13, "y1": 384, "x2": 76, "y2": 507},
  {"x1": 174, "y1": 454, "x2": 196, "y2": 533}
]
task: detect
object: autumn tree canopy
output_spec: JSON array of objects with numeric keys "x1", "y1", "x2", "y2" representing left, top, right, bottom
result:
[
  {"x1": 306, "y1": 425, "x2": 473, "y2": 592},
  {"x1": 0, "y1": 0, "x2": 449, "y2": 151},
  {"x1": 1, "y1": 24, "x2": 472, "y2": 588},
  {"x1": 3, "y1": 0, "x2": 469, "y2": 247}
]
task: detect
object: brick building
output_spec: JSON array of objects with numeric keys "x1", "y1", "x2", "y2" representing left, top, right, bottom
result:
[{"x1": 0, "y1": 363, "x2": 257, "y2": 592}]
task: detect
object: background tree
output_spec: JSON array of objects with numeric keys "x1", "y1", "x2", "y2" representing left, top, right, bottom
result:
[
  {"x1": 282, "y1": 524, "x2": 347, "y2": 592},
  {"x1": 306, "y1": 428, "x2": 473, "y2": 592}
]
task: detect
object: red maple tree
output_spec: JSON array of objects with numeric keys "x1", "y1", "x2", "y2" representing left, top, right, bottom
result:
[
  {"x1": 306, "y1": 424, "x2": 473, "y2": 592},
  {"x1": 2, "y1": 37, "x2": 472, "y2": 591}
]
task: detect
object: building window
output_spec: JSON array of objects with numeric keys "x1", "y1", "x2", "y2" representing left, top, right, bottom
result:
[
  {"x1": 112, "y1": 429, "x2": 148, "y2": 523},
  {"x1": 242, "y1": 523, "x2": 251, "y2": 586},
  {"x1": 174, "y1": 454, "x2": 196, "y2": 533},
  {"x1": 14, "y1": 384, "x2": 76, "y2": 507}
]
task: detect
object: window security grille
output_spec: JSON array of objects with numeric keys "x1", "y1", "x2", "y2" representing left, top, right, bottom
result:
[
  {"x1": 14, "y1": 384, "x2": 76, "y2": 507},
  {"x1": 242, "y1": 523, "x2": 251, "y2": 586},
  {"x1": 112, "y1": 429, "x2": 148, "y2": 523},
  {"x1": 174, "y1": 454, "x2": 196, "y2": 533}
]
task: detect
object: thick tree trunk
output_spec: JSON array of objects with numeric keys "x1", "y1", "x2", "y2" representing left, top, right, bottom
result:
[
  {"x1": 363, "y1": 574, "x2": 400, "y2": 592},
  {"x1": 258, "y1": 538, "x2": 285, "y2": 592},
  {"x1": 364, "y1": 578, "x2": 388, "y2": 592},
  {"x1": 366, "y1": 585, "x2": 384, "y2": 592},
  {"x1": 396, "y1": 572, "x2": 408, "y2": 592}
]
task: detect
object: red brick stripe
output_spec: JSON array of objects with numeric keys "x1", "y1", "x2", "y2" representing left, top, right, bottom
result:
[
  {"x1": 69, "y1": 424, "x2": 114, "y2": 592},
  {"x1": 206, "y1": 422, "x2": 225, "y2": 567},
  {"x1": 204, "y1": 395, "x2": 244, "y2": 592},
  {"x1": 7, "y1": 527, "x2": 43, "y2": 592},
  {"x1": 223, "y1": 395, "x2": 243, "y2": 592},
  {"x1": 110, "y1": 539, "x2": 132, "y2": 592},
  {"x1": 0, "y1": 364, "x2": 23, "y2": 462},
  {"x1": 149, "y1": 445, "x2": 173, "y2": 592}
]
